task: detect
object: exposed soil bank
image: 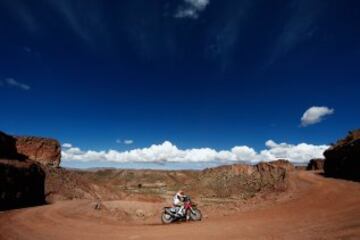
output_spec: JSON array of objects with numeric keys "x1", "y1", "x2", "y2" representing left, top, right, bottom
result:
[{"x1": 1, "y1": 171, "x2": 359, "y2": 240}]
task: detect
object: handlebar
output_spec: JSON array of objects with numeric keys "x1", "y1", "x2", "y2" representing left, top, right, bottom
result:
[{"x1": 183, "y1": 195, "x2": 191, "y2": 201}]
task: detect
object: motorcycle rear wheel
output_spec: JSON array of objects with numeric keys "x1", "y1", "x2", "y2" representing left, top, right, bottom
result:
[
  {"x1": 161, "y1": 213, "x2": 173, "y2": 224},
  {"x1": 190, "y1": 209, "x2": 202, "y2": 221}
]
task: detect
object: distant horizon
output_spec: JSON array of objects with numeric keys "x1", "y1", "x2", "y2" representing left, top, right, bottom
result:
[{"x1": 61, "y1": 159, "x2": 309, "y2": 171}]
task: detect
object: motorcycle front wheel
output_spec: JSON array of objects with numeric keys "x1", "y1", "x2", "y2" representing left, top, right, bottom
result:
[
  {"x1": 190, "y1": 209, "x2": 202, "y2": 221},
  {"x1": 161, "y1": 212, "x2": 173, "y2": 224}
]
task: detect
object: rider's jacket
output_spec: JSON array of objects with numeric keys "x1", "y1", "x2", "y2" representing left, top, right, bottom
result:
[{"x1": 173, "y1": 192, "x2": 185, "y2": 206}]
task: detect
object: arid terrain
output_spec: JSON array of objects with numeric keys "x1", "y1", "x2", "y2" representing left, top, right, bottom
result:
[
  {"x1": 1, "y1": 130, "x2": 359, "y2": 239},
  {"x1": 1, "y1": 170, "x2": 359, "y2": 240}
]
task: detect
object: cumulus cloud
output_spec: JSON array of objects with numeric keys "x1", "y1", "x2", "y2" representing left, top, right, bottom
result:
[
  {"x1": 3, "y1": 78, "x2": 31, "y2": 90},
  {"x1": 62, "y1": 140, "x2": 328, "y2": 164},
  {"x1": 175, "y1": 0, "x2": 210, "y2": 19},
  {"x1": 259, "y1": 140, "x2": 328, "y2": 163},
  {"x1": 301, "y1": 106, "x2": 334, "y2": 127}
]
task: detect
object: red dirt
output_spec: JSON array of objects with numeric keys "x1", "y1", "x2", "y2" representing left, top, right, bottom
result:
[{"x1": 1, "y1": 171, "x2": 359, "y2": 240}]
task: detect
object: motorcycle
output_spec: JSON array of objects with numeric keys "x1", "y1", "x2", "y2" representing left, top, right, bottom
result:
[{"x1": 161, "y1": 196, "x2": 202, "y2": 224}]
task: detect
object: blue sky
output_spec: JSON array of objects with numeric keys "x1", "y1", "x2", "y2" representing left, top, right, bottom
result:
[{"x1": 0, "y1": 0, "x2": 359, "y2": 168}]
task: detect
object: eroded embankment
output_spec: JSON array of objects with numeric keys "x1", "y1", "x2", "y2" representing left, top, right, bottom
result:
[{"x1": 1, "y1": 171, "x2": 359, "y2": 240}]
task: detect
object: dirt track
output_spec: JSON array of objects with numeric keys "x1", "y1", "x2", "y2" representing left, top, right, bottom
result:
[{"x1": 1, "y1": 171, "x2": 360, "y2": 240}]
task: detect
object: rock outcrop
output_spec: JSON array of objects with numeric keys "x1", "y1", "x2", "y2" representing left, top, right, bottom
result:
[
  {"x1": 15, "y1": 136, "x2": 61, "y2": 167},
  {"x1": 306, "y1": 159, "x2": 325, "y2": 171},
  {"x1": 196, "y1": 160, "x2": 290, "y2": 198},
  {"x1": 269, "y1": 159, "x2": 295, "y2": 172},
  {"x1": 0, "y1": 131, "x2": 61, "y2": 167},
  {"x1": 0, "y1": 131, "x2": 60, "y2": 210},
  {"x1": 0, "y1": 159, "x2": 45, "y2": 210},
  {"x1": 324, "y1": 129, "x2": 360, "y2": 181}
]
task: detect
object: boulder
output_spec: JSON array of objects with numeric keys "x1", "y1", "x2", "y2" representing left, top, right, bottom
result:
[
  {"x1": 324, "y1": 129, "x2": 360, "y2": 181},
  {"x1": 306, "y1": 159, "x2": 325, "y2": 170},
  {"x1": 0, "y1": 159, "x2": 45, "y2": 210}
]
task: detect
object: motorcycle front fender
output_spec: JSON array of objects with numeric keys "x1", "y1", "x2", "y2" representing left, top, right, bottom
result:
[{"x1": 165, "y1": 208, "x2": 179, "y2": 217}]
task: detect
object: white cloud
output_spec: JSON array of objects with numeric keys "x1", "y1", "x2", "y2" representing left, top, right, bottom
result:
[
  {"x1": 4, "y1": 78, "x2": 31, "y2": 91},
  {"x1": 116, "y1": 139, "x2": 134, "y2": 145},
  {"x1": 62, "y1": 140, "x2": 328, "y2": 164},
  {"x1": 301, "y1": 106, "x2": 334, "y2": 127},
  {"x1": 231, "y1": 146, "x2": 257, "y2": 161},
  {"x1": 259, "y1": 140, "x2": 328, "y2": 163},
  {"x1": 62, "y1": 143, "x2": 73, "y2": 148},
  {"x1": 124, "y1": 139, "x2": 134, "y2": 145},
  {"x1": 175, "y1": 0, "x2": 210, "y2": 19}
]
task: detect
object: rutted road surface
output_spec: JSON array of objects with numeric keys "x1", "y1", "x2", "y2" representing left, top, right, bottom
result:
[{"x1": 1, "y1": 171, "x2": 359, "y2": 240}]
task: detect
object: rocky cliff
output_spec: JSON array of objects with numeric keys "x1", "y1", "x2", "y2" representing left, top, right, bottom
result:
[
  {"x1": 0, "y1": 131, "x2": 61, "y2": 167},
  {"x1": 324, "y1": 129, "x2": 360, "y2": 181},
  {"x1": 0, "y1": 159, "x2": 45, "y2": 210},
  {"x1": 15, "y1": 136, "x2": 61, "y2": 167},
  {"x1": 197, "y1": 161, "x2": 289, "y2": 198},
  {"x1": 0, "y1": 131, "x2": 60, "y2": 210}
]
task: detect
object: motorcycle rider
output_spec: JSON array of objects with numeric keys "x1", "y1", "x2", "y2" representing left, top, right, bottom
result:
[{"x1": 173, "y1": 190, "x2": 186, "y2": 216}]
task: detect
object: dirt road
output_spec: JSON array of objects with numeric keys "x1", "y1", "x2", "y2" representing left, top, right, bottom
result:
[{"x1": 1, "y1": 171, "x2": 359, "y2": 240}]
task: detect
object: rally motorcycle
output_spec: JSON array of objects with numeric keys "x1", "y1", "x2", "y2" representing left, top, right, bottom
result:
[{"x1": 161, "y1": 196, "x2": 202, "y2": 224}]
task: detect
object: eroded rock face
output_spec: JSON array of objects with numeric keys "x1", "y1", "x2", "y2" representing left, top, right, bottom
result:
[
  {"x1": 42, "y1": 161, "x2": 293, "y2": 202},
  {"x1": 15, "y1": 136, "x2": 61, "y2": 167},
  {"x1": 324, "y1": 129, "x2": 360, "y2": 181},
  {"x1": 0, "y1": 159, "x2": 45, "y2": 210},
  {"x1": 0, "y1": 131, "x2": 59, "y2": 210},
  {"x1": 197, "y1": 161, "x2": 290, "y2": 198},
  {"x1": 306, "y1": 159, "x2": 325, "y2": 171},
  {"x1": 269, "y1": 159, "x2": 295, "y2": 172},
  {"x1": 0, "y1": 131, "x2": 61, "y2": 167}
]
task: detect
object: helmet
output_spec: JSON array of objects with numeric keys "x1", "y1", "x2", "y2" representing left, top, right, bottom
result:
[{"x1": 177, "y1": 190, "x2": 184, "y2": 196}]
